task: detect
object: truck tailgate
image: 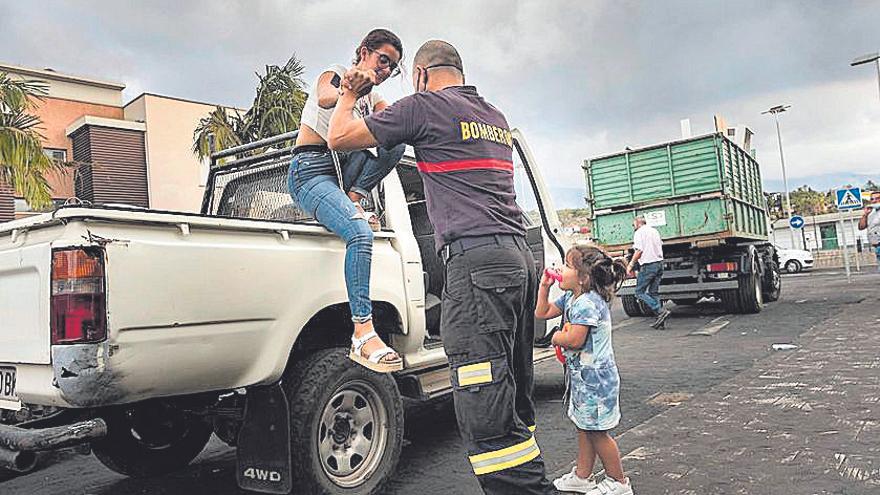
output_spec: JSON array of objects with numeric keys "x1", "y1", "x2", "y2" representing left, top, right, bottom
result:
[{"x1": 0, "y1": 242, "x2": 51, "y2": 364}]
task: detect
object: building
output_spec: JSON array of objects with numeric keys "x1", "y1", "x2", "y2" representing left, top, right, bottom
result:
[
  {"x1": 0, "y1": 63, "x2": 241, "y2": 221},
  {"x1": 770, "y1": 209, "x2": 870, "y2": 251}
]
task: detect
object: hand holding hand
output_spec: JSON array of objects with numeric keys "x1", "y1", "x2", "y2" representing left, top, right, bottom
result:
[{"x1": 343, "y1": 68, "x2": 376, "y2": 97}]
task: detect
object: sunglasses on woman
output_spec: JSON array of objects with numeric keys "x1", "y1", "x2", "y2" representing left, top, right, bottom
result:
[{"x1": 369, "y1": 48, "x2": 400, "y2": 77}]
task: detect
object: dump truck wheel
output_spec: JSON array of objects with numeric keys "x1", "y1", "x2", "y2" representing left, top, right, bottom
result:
[
  {"x1": 763, "y1": 261, "x2": 782, "y2": 302},
  {"x1": 621, "y1": 295, "x2": 648, "y2": 317}
]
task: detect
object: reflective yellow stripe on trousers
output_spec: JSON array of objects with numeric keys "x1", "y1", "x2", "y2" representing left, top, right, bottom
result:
[
  {"x1": 457, "y1": 361, "x2": 493, "y2": 386},
  {"x1": 468, "y1": 436, "x2": 541, "y2": 476}
]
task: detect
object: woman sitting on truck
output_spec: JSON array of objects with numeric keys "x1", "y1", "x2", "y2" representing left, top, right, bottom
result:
[{"x1": 288, "y1": 28, "x2": 406, "y2": 373}]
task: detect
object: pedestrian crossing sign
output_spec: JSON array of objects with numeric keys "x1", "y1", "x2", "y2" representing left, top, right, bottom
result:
[{"x1": 835, "y1": 187, "x2": 862, "y2": 210}]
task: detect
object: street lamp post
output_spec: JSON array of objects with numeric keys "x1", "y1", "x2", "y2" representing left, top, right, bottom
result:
[
  {"x1": 851, "y1": 51, "x2": 880, "y2": 101},
  {"x1": 762, "y1": 105, "x2": 799, "y2": 249}
]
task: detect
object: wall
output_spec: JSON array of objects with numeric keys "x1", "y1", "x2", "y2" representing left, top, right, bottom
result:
[
  {"x1": 125, "y1": 94, "x2": 225, "y2": 212},
  {"x1": 1, "y1": 64, "x2": 123, "y2": 107},
  {"x1": 770, "y1": 212, "x2": 869, "y2": 251},
  {"x1": 1, "y1": 64, "x2": 125, "y2": 201},
  {"x1": 31, "y1": 97, "x2": 124, "y2": 198}
]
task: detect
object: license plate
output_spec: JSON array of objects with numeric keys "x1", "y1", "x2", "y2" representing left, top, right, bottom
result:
[
  {"x1": 0, "y1": 367, "x2": 17, "y2": 401},
  {"x1": 622, "y1": 278, "x2": 637, "y2": 287}
]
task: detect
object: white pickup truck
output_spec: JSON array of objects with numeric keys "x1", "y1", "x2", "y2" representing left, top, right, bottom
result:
[{"x1": 0, "y1": 130, "x2": 567, "y2": 494}]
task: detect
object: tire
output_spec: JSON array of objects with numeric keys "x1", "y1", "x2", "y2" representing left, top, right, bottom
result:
[
  {"x1": 671, "y1": 298, "x2": 700, "y2": 306},
  {"x1": 621, "y1": 295, "x2": 647, "y2": 317},
  {"x1": 93, "y1": 401, "x2": 213, "y2": 477},
  {"x1": 763, "y1": 261, "x2": 782, "y2": 302},
  {"x1": 727, "y1": 250, "x2": 764, "y2": 314},
  {"x1": 284, "y1": 348, "x2": 404, "y2": 495},
  {"x1": 721, "y1": 289, "x2": 740, "y2": 313},
  {"x1": 785, "y1": 260, "x2": 802, "y2": 273}
]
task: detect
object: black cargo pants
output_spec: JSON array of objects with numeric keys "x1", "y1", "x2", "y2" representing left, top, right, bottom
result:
[{"x1": 440, "y1": 234, "x2": 553, "y2": 495}]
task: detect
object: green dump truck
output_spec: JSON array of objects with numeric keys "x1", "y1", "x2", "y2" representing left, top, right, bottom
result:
[{"x1": 584, "y1": 132, "x2": 781, "y2": 315}]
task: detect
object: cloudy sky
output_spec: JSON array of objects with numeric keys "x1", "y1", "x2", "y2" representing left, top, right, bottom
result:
[{"x1": 2, "y1": 0, "x2": 878, "y2": 207}]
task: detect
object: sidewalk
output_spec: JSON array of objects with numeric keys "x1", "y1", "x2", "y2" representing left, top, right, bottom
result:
[{"x1": 555, "y1": 275, "x2": 880, "y2": 494}]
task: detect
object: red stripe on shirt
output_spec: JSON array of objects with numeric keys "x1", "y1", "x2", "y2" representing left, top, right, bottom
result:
[{"x1": 417, "y1": 158, "x2": 514, "y2": 173}]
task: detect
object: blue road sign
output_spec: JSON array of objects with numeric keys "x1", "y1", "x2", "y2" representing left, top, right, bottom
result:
[
  {"x1": 836, "y1": 187, "x2": 862, "y2": 210},
  {"x1": 789, "y1": 215, "x2": 805, "y2": 229}
]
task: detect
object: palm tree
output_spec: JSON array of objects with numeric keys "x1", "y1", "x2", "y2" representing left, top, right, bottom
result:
[
  {"x1": 0, "y1": 72, "x2": 64, "y2": 209},
  {"x1": 193, "y1": 54, "x2": 308, "y2": 162}
]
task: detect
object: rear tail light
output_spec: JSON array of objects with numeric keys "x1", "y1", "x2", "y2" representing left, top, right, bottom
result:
[
  {"x1": 706, "y1": 262, "x2": 738, "y2": 273},
  {"x1": 51, "y1": 248, "x2": 106, "y2": 344}
]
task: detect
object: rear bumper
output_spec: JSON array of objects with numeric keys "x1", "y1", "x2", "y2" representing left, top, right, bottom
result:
[{"x1": 618, "y1": 280, "x2": 739, "y2": 296}]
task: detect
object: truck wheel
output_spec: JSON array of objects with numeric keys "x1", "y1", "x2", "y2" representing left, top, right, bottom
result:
[
  {"x1": 763, "y1": 261, "x2": 782, "y2": 302},
  {"x1": 621, "y1": 295, "x2": 648, "y2": 317},
  {"x1": 284, "y1": 348, "x2": 404, "y2": 495},
  {"x1": 734, "y1": 252, "x2": 764, "y2": 314},
  {"x1": 93, "y1": 401, "x2": 213, "y2": 477},
  {"x1": 721, "y1": 290, "x2": 741, "y2": 313}
]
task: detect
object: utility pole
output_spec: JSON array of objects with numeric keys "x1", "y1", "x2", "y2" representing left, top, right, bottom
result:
[
  {"x1": 851, "y1": 51, "x2": 880, "y2": 101},
  {"x1": 762, "y1": 105, "x2": 798, "y2": 249}
]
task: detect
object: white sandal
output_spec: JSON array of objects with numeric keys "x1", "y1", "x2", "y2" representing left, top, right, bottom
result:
[{"x1": 349, "y1": 331, "x2": 403, "y2": 373}]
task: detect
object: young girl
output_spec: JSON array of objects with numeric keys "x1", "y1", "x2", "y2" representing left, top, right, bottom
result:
[{"x1": 535, "y1": 244, "x2": 633, "y2": 495}]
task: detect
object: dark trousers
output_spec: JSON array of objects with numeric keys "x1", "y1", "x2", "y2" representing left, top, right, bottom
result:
[
  {"x1": 440, "y1": 235, "x2": 552, "y2": 495},
  {"x1": 635, "y1": 260, "x2": 663, "y2": 314}
]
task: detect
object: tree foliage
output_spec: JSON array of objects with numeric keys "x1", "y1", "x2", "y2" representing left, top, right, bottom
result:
[
  {"x1": 0, "y1": 72, "x2": 66, "y2": 209},
  {"x1": 193, "y1": 54, "x2": 307, "y2": 162}
]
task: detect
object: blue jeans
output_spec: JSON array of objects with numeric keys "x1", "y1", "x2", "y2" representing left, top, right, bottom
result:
[
  {"x1": 342, "y1": 145, "x2": 406, "y2": 198},
  {"x1": 287, "y1": 147, "x2": 403, "y2": 323},
  {"x1": 635, "y1": 261, "x2": 663, "y2": 314}
]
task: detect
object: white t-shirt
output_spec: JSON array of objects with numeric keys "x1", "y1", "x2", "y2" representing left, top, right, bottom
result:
[
  {"x1": 633, "y1": 224, "x2": 664, "y2": 264},
  {"x1": 299, "y1": 64, "x2": 384, "y2": 141},
  {"x1": 866, "y1": 207, "x2": 880, "y2": 246}
]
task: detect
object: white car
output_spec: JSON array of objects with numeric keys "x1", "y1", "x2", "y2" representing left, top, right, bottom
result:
[{"x1": 775, "y1": 245, "x2": 814, "y2": 273}]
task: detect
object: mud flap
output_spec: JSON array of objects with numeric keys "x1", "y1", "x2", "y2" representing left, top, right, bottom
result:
[{"x1": 236, "y1": 383, "x2": 292, "y2": 494}]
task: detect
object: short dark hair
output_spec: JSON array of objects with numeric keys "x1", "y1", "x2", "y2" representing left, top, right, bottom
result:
[
  {"x1": 354, "y1": 28, "x2": 404, "y2": 64},
  {"x1": 413, "y1": 40, "x2": 463, "y2": 74}
]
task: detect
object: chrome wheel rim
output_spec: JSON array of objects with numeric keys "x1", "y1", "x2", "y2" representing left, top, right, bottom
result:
[{"x1": 317, "y1": 380, "x2": 388, "y2": 487}]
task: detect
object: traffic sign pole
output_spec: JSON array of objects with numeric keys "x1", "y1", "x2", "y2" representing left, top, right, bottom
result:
[
  {"x1": 838, "y1": 211, "x2": 852, "y2": 283},
  {"x1": 850, "y1": 217, "x2": 861, "y2": 272}
]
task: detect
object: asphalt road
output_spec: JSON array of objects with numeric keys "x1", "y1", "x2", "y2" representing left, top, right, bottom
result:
[{"x1": 1, "y1": 268, "x2": 876, "y2": 494}]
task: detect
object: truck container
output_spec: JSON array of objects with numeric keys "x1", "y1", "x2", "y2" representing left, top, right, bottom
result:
[{"x1": 584, "y1": 132, "x2": 781, "y2": 315}]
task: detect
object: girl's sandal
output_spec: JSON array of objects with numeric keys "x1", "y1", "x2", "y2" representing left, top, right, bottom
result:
[{"x1": 349, "y1": 331, "x2": 403, "y2": 373}]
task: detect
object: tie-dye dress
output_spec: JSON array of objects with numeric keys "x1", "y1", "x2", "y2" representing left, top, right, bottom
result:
[{"x1": 554, "y1": 290, "x2": 621, "y2": 431}]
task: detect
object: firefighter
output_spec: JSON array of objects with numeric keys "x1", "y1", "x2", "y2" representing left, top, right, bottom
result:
[{"x1": 327, "y1": 39, "x2": 553, "y2": 494}]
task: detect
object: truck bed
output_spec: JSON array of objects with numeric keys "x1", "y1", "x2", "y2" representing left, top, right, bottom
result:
[
  {"x1": 0, "y1": 206, "x2": 410, "y2": 408},
  {"x1": 585, "y1": 133, "x2": 769, "y2": 247}
]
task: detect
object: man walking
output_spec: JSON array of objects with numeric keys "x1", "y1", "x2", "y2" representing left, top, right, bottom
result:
[
  {"x1": 626, "y1": 216, "x2": 670, "y2": 328},
  {"x1": 327, "y1": 40, "x2": 553, "y2": 494},
  {"x1": 857, "y1": 192, "x2": 880, "y2": 273}
]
